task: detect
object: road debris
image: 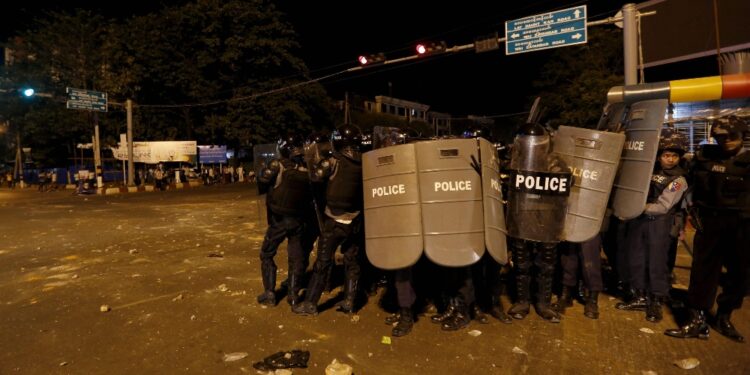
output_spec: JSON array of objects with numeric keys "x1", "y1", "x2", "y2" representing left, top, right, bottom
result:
[
  {"x1": 325, "y1": 358, "x2": 353, "y2": 375},
  {"x1": 639, "y1": 327, "x2": 655, "y2": 334},
  {"x1": 253, "y1": 350, "x2": 310, "y2": 371},
  {"x1": 100, "y1": 305, "x2": 111, "y2": 312},
  {"x1": 381, "y1": 336, "x2": 392, "y2": 345},
  {"x1": 673, "y1": 357, "x2": 700, "y2": 370},
  {"x1": 468, "y1": 330, "x2": 482, "y2": 337},
  {"x1": 223, "y1": 352, "x2": 248, "y2": 362},
  {"x1": 512, "y1": 347, "x2": 528, "y2": 355}
]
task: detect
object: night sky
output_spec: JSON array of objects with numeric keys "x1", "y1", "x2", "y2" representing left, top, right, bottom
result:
[{"x1": 2, "y1": 0, "x2": 701, "y2": 118}]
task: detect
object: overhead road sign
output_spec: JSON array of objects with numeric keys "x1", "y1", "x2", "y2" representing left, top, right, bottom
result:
[
  {"x1": 505, "y1": 5, "x2": 587, "y2": 55},
  {"x1": 66, "y1": 87, "x2": 108, "y2": 112}
]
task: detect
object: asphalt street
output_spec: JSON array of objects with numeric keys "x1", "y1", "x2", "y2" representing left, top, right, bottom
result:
[{"x1": 0, "y1": 184, "x2": 747, "y2": 374}]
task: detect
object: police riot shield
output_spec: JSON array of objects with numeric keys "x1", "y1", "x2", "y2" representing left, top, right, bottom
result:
[
  {"x1": 506, "y1": 132, "x2": 572, "y2": 243},
  {"x1": 362, "y1": 143, "x2": 423, "y2": 270},
  {"x1": 552, "y1": 126, "x2": 625, "y2": 242},
  {"x1": 598, "y1": 102, "x2": 628, "y2": 132},
  {"x1": 416, "y1": 138, "x2": 485, "y2": 267},
  {"x1": 479, "y1": 137, "x2": 508, "y2": 264},
  {"x1": 372, "y1": 126, "x2": 406, "y2": 149},
  {"x1": 253, "y1": 143, "x2": 278, "y2": 192},
  {"x1": 611, "y1": 99, "x2": 667, "y2": 220}
]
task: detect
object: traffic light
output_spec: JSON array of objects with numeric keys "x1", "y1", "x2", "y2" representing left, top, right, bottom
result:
[
  {"x1": 415, "y1": 41, "x2": 447, "y2": 56},
  {"x1": 357, "y1": 53, "x2": 385, "y2": 66}
]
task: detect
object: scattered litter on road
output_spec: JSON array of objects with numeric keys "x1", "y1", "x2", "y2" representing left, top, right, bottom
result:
[
  {"x1": 325, "y1": 359, "x2": 353, "y2": 375},
  {"x1": 207, "y1": 252, "x2": 224, "y2": 258},
  {"x1": 639, "y1": 328, "x2": 655, "y2": 334},
  {"x1": 350, "y1": 315, "x2": 360, "y2": 323},
  {"x1": 642, "y1": 370, "x2": 657, "y2": 375},
  {"x1": 381, "y1": 336, "x2": 392, "y2": 345},
  {"x1": 368, "y1": 353, "x2": 373, "y2": 358},
  {"x1": 72, "y1": 274, "x2": 78, "y2": 279},
  {"x1": 59, "y1": 362, "x2": 68, "y2": 367},
  {"x1": 171, "y1": 294, "x2": 184, "y2": 301},
  {"x1": 252, "y1": 350, "x2": 310, "y2": 371},
  {"x1": 673, "y1": 357, "x2": 700, "y2": 370},
  {"x1": 468, "y1": 330, "x2": 482, "y2": 337},
  {"x1": 190, "y1": 315, "x2": 196, "y2": 321},
  {"x1": 100, "y1": 305, "x2": 111, "y2": 312},
  {"x1": 278, "y1": 325, "x2": 284, "y2": 329},
  {"x1": 128, "y1": 249, "x2": 138, "y2": 254},
  {"x1": 223, "y1": 352, "x2": 248, "y2": 362},
  {"x1": 512, "y1": 347, "x2": 528, "y2": 355},
  {"x1": 218, "y1": 284, "x2": 229, "y2": 292}
]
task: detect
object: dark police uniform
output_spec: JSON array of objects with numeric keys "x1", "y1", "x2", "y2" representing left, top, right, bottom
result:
[
  {"x1": 616, "y1": 162, "x2": 687, "y2": 322},
  {"x1": 666, "y1": 146, "x2": 750, "y2": 341},
  {"x1": 257, "y1": 156, "x2": 314, "y2": 306},
  {"x1": 294, "y1": 125, "x2": 365, "y2": 316}
]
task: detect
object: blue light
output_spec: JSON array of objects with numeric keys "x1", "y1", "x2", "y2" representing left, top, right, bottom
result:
[{"x1": 22, "y1": 88, "x2": 35, "y2": 97}]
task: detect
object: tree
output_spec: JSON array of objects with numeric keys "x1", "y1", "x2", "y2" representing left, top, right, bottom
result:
[{"x1": 531, "y1": 27, "x2": 624, "y2": 129}]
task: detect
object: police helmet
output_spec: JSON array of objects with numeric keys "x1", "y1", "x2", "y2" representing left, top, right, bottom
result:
[
  {"x1": 711, "y1": 116, "x2": 747, "y2": 139},
  {"x1": 360, "y1": 132, "x2": 373, "y2": 152},
  {"x1": 331, "y1": 124, "x2": 362, "y2": 152},
  {"x1": 306, "y1": 131, "x2": 329, "y2": 145},
  {"x1": 658, "y1": 128, "x2": 688, "y2": 156},
  {"x1": 278, "y1": 132, "x2": 304, "y2": 159}
]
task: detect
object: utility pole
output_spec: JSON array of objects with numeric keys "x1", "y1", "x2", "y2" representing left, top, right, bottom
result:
[
  {"x1": 622, "y1": 3, "x2": 638, "y2": 85},
  {"x1": 126, "y1": 99, "x2": 134, "y2": 186},
  {"x1": 93, "y1": 113, "x2": 102, "y2": 189},
  {"x1": 344, "y1": 92, "x2": 350, "y2": 125}
]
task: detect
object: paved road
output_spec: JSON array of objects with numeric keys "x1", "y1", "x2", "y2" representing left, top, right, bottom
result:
[{"x1": 0, "y1": 185, "x2": 747, "y2": 374}]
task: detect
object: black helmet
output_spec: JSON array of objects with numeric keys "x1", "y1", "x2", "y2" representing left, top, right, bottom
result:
[
  {"x1": 278, "y1": 132, "x2": 304, "y2": 159},
  {"x1": 306, "y1": 131, "x2": 329, "y2": 145},
  {"x1": 331, "y1": 124, "x2": 362, "y2": 152},
  {"x1": 658, "y1": 128, "x2": 688, "y2": 156},
  {"x1": 711, "y1": 116, "x2": 747, "y2": 154}
]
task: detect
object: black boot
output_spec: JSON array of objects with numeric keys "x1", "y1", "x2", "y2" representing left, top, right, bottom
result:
[
  {"x1": 646, "y1": 295, "x2": 664, "y2": 323},
  {"x1": 584, "y1": 291, "x2": 599, "y2": 319},
  {"x1": 291, "y1": 301, "x2": 318, "y2": 316},
  {"x1": 508, "y1": 273, "x2": 531, "y2": 320},
  {"x1": 665, "y1": 309, "x2": 709, "y2": 339},
  {"x1": 286, "y1": 273, "x2": 301, "y2": 306},
  {"x1": 442, "y1": 301, "x2": 470, "y2": 331},
  {"x1": 713, "y1": 309, "x2": 745, "y2": 343},
  {"x1": 257, "y1": 263, "x2": 277, "y2": 306},
  {"x1": 553, "y1": 285, "x2": 575, "y2": 314},
  {"x1": 615, "y1": 289, "x2": 648, "y2": 311},
  {"x1": 534, "y1": 244, "x2": 560, "y2": 323},
  {"x1": 431, "y1": 299, "x2": 456, "y2": 324},
  {"x1": 292, "y1": 273, "x2": 325, "y2": 316},
  {"x1": 392, "y1": 307, "x2": 414, "y2": 337},
  {"x1": 489, "y1": 295, "x2": 512, "y2": 324},
  {"x1": 336, "y1": 278, "x2": 358, "y2": 313},
  {"x1": 472, "y1": 305, "x2": 489, "y2": 324}
]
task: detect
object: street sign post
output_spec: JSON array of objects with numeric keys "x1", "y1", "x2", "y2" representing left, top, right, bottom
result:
[
  {"x1": 66, "y1": 87, "x2": 108, "y2": 112},
  {"x1": 505, "y1": 5, "x2": 587, "y2": 55}
]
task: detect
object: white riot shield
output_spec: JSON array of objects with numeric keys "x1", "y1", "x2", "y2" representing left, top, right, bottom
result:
[
  {"x1": 553, "y1": 126, "x2": 625, "y2": 242},
  {"x1": 611, "y1": 99, "x2": 668, "y2": 220},
  {"x1": 362, "y1": 144, "x2": 423, "y2": 270},
  {"x1": 416, "y1": 139, "x2": 485, "y2": 267},
  {"x1": 479, "y1": 138, "x2": 508, "y2": 264}
]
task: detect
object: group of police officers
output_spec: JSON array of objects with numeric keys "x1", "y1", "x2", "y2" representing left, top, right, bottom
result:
[{"x1": 254, "y1": 108, "x2": 748, "y2": 343}]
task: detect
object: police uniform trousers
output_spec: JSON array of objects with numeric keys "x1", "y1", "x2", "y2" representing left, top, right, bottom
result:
[
  {"x1": 688, "y1": 210, "x2": 750, "y2": 312},
  {"x1": 259, "y1": 212, "x2": 307, "y2": 291},
  {"x1": 472, "y1": 253, "x2": 504, "y2": 307},
  {"x1": 560, "y1": 235, "x2": 603, "y2": 292},
  {"x1": 625, "y1": 214, "x2": 672, "y2": 297},
  {"x1": 305, "y1": 215, "x2": 364, "y2": 303},
  {"x1": 395, "y1": 267, "x2": 416, "y2": 309}
]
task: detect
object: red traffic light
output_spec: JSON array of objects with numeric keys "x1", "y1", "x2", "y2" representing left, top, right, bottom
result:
[
  {"x1": 415, "y1": 41, "x2": 447, "y2": 56},
  {"x1": 357, "y1": 53, "x2": 385, "y2": 66}
]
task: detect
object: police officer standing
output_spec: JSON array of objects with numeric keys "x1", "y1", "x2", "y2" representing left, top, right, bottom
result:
[
  {"x1": 256, "y1": 133, "x2": 313, "y2": 307},
  {"x1": 293, "y1": 124, "x2": 365, "y2": 316},
  {"x1": 666, "y1": 117, "x2": 749, "y2": 342},
  {"x1": 505, "y1": 115, "x2": 571, "y2": 323},
  {"x1": 616, "y1": 128, "x2": 688, "y2": 322}
]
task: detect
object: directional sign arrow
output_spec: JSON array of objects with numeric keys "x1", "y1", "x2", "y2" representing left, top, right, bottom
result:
[
  {"x1": 574, "y1": 9, "x2": 581, "y2": 18},
  {"x1": 572, "y1": 33, "x2": 582, "y2": 40}
]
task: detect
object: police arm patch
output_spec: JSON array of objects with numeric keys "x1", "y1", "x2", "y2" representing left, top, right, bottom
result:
[{"x1": 668, "y1": 180, "x2": 682, "y2": 192}]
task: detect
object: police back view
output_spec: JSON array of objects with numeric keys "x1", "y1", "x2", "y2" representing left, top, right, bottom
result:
[
  {"x1": 293, "y1": 124, "x2": 365, "y2": 315},
  {"x1": 256, "y1": 133, "x2": 314, "y2": 307},
  {"x1": 666, "y1": 117, "x2": 750, "y2": 342}
]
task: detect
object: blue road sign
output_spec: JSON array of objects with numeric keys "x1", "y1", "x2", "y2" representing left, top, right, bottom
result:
[
  {"x1": 66, "y1": 87, "x2": 108, "y2": 112},
  {"x1": 505, "y1": 5, "x2": 587, "y2": 55}
]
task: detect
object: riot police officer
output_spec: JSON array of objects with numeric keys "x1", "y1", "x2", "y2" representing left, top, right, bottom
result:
[
  {"x1": 256, "y1": 133, "x2": 314, "y2": 307},
  {"x1": 506, "y1": 121, "x2": 571, "y2": 323},
  {"x1": 293, "y1": 124, "x2": 365, "y2": 315},
  {"x1": 666, "y1": 117, "x2": 749, "y2": 342},
  {"x1": 616, "y1": 128, "x2": 688, "y2": 322}
]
